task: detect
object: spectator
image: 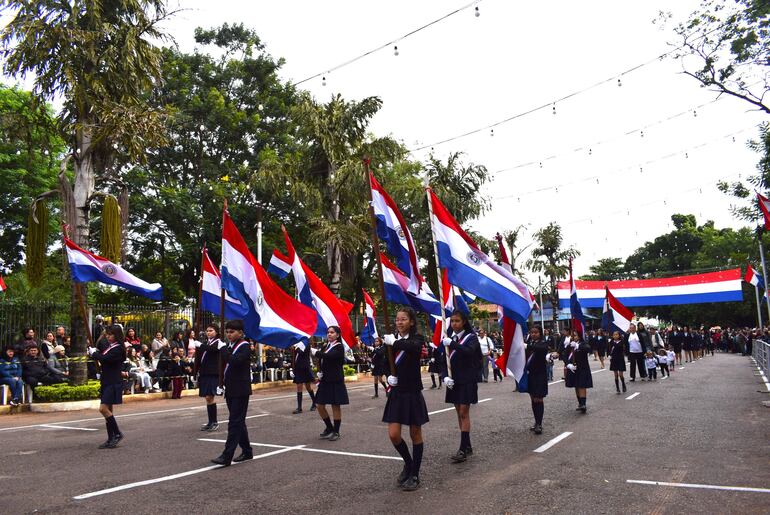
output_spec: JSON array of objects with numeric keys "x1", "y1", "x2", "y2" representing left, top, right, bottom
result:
[
  {"x1": 185, "y1": 329, "x2": 199, "y2": 359},
  {"x1": 62, "y1": 336, "x2": 71, "y2": 354},
  {"x1": 155, "y1": 347, "x2": 172, "y2": 391},
  {"x1": 15, "y1": 327, "x2": 39, "y2": 356},
  {"x1": 41, "y1": 331, "x2": 57, "y2": 360},
  {"x1": 93, "y1": 315, "x2": 106, "y2": 340},
  {"x1": 168, "y1": 347, "x2": 185, "y2": 399},
  {"x1": 477, "y1": 328, "x2": 494, "y2": 383},
  {"x1": 54, "y1": 326, "x2": 67, "y2": 348},
  {"x1": 49, "y1": 345, "x2": 69, "y2": 377},
  {"x1": 151, "y1": 331, "x2": 167, "y2": 353},
  {"x1": 125, "y1": 328, "x2": 141, "y2": 352},
  {"x1": 21, "y1": 346, "x2": 67, "y2": 388},
  {"x1": 126, "y1": 347, "x2": 153, "y2": 393},
  {"x1": 0, "y1": 347, "x2": 23, "y2": 405}
]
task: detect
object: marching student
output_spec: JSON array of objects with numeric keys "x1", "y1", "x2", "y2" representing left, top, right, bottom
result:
[
  {"x1": 525, "y1": 325, "x2": 550, "y2": 434},
  {"x1": 564, "y1": 330, "x2": 592, "y2": 413},
  {"x1": 211, "y1": 320, "x2": 253, "y2": 466},
  {"x1": 442, "y1": 310, "x2": 481, "y2": 463},
  {"x1": 89, "y1": 325, "x2": 127, "y2": 449},
  {"x1": 645, "y1": 351, "x2": 658, "y2": 381},
  {"x1": 683, "y1": 326, "x2": 694, "y2": 363},
  {"x1": 382, "y1": 307, "x2": 429, "y2": 491},
  {"x1": 428, "y1": 342, "x2": 443, "y2": 389},
  {"x1": 290, "y1": 339, "x2": 316, "y2": 413},
  {"x1": 195, "y1": 324, "x2": 224, "y2": 431},
  {"x1": 370, "y1": 336, "x2": 389, "y2": 398},
  {"x1": 590, "y1": 328, "x2": 607, "y2": 369},
  {"x1": 669, "y1": 326, "x2": 683, "y2": 365},
  {"x1": 608, "y1": 330, "x2": 627, "y2": 394},
  {"x1": 312, "y1": 326, "x2": 348, "y2": 441}
]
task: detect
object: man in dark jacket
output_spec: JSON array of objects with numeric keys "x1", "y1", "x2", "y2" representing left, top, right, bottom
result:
[
  {"x1": 211, "y1": 320, "x2": 253, "y2": 466},
  {"x1": 21, "y1": 346, "x2": 67, "y2": 387}
]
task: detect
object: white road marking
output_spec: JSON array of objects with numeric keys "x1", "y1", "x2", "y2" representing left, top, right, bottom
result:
[
  {"x1": 73, "y1": 445, "x2": 305, "y2": 500},
  {"x1": 626, "y1": 479, "x2": 770, "y2": 494},
  {"x1": 591, "y1": 369, "x2": 606, "y2": 374},
  {"x1": 245, "y1": 414, "x2": 270, "y2": 420},
  {"x1": 428, "y1": 397, "x2": 492, "y2": 415},
  {"x1": 548, "y1": 380, "x2": 564, "y2": 385},
  {"x1": 38, "y1": 424, "x2": 99, "y2": 432},
  {"x1": 478, "y1": 398, "x2": 492, "y2": 403},
  {"x1": 533, "y1": 431, "x2": 573, "y2": 453},
  {"x1": 198, "y1": 439, "x2": 401, "y2": 460},
  {"x1": 679, "y1": 367, "x2": 685, "y2": 370},
  {"x1": 626, "y1": 392, "x2": 640, "y2": 400}
]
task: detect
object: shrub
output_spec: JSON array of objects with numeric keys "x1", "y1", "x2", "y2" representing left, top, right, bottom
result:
[
  {"x1": 343, "y1": 365, "x2": 356, "y2": 377},
  {"x1": 34, "y1": 381, "x2": 102, "y2": 403}
]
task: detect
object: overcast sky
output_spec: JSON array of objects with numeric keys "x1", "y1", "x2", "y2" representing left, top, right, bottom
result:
[{"x1": 5, "y1": 0, "x2": 767, "y2": 284}]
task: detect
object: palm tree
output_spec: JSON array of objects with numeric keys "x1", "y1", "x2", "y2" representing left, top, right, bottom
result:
[{"x1": 1, "y1": 0, "x2": 172, "y2": 383}]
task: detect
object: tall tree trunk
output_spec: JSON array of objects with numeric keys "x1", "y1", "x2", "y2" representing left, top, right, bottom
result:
[{"x1": 326, "y1": 164, "x2": 342, "y2": 295}]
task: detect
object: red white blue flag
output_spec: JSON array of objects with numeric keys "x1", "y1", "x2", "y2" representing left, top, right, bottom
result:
[
  {"x1": 0, "y1": 275, "x2": 6, "y2": 292},
  {"x1": 200, "y1": 245, "x2": 245, "y2": 320},
  {"x1": 361, "y1": 289, "x2": 379, "y2": 345},
  {"x1": 745, "y1": 264, "x2": 765, "y2": 289},
  {"x1": 758, "y1": 192, "x2": 770, "y2": 230},
  {"x1": 601, "y1": 287, "x2": 634, "y2": 334},
  {"x1": 569, "y1": 258, "x2": 585, "y2": 339},
  {"x1": 493, "y1": 234, "x2": 526, "y2": 381},
  {"x1": 380, "y1": 254, "x2": 442, "y2": 317}
]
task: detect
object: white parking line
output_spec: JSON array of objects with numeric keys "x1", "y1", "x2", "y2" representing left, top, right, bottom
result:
[
  {"x1": 627, "y1": 479, "x2": 770, "y2": 494},
  {"x1": 533, "y1": 431, "x2": 573, "y2": 453},
  {"x1": 73, "y1": 445, "x2": 305, "y2": 500},
  {"x1": 198, "y1": 438, "x2": 401, "y2": 460},
  {"x1": 626, "y1": 392, "x2": 640, "y2": 400}
]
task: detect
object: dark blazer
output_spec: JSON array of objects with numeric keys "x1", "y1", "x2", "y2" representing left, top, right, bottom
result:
[
  {"x1": 196, "y1": 338, "x2": 221, "y2": 377},
  {"x1": 221, "y1": 340, "x2": 252, "y2": 397},
  {"x1": 91, "y1": 341, "x2": 126, "y2": 385},
  {"x1": 526, "y1": 339, "x2": 549, "y2": 375},
  {"x1": 447, "y1": 331, "x2": 481, "y2": 385},
  {"x1": 392, "y1": 333, "x2": 425, "y2": 393},
  {"x1": 608, "y1": 339, "x2": 625, "y2": 359},
  {"x1": 293, "y1": 345, "x2": 312, "y2": 374},
  {"x1": 318, "y1": 341, "x2": 345, "y2": 383}
]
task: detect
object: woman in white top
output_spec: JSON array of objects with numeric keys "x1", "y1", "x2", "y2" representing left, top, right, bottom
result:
[{"x1": 127, "y1": 347, "x2": 153, "y2": 393}]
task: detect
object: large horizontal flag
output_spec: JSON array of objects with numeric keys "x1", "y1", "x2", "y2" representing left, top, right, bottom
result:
[
  {"x1": 200, "y1": 245, "x2": 245, "y2": 320},
  {"x1": 360, "y1": 289, "x2": 379, "y2": 345},
  {"x1": 271, "y1": 226, "x2": 356, "y2": 347},
  {"x1": 369, "y1": 171, "x2": 422, "y2": 293},
  {"x1": 221, "y1": 210, "x2": 317, "y2": 347},
  {"x1": 0, "y1": 275, "x2": 6, "y2": 292},
  {"x1": 569, "y1": 258, "x2": 585, "y2": 339},
  {"x1": 494, "y1": 232, "x2": 526, "y2": 381},
  {"x1": 557, "y1": 268, "x2": 744, "y2": 308},
  {"x1": 381, "y1": 254, "x2": 442, "y2": 317},
  {"x1": 744, "y1": 264, "x2": 765, "y2": 289},
  {"x1": 758, "y1": 192, "x2": 770, "y2": 230},
  {"x1": 64, "y1": 237, "x2": 163, "y2": 300},
  {"x1": 601, "y1": 287, "x2": 634, "y2": 334},
  {"x1": 428, "y1": 188, "x2": 533, "y2": 324}
]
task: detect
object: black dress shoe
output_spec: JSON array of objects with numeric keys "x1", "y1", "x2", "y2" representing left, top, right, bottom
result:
[
  {"x1": 450, "y1": 449, "x2": 467, "y2": 463},
  {"x1": 211, "y1": 456, "x2": 231, "y2": 466},
  {"x1": 292, "y1": 408, "x2": 302, "y2": 414},
  {"x1": 533, "y1": 425, "x2": 543, "y2": 435},
  {"x1": 105, "y1": 433, "x2": 123, "y2": 448},
  {"x1": 98, "y1": 439, "x2": 112, "y2": 449},
  {"x1": 310, "y1": 404, "x2": 316, "y2": 411},
  {"x1": 400, "y1": 476, "x2": 421, "y2": 491},
  {"x1": 232, "y1": 453, "x2": 253, "y2": 462},
  {"x1": 397, "y1": 465, "x2": 410, "y2": 485},
  {"x1": 200, "y1": 422, "x2": 212, "y2": 431}
]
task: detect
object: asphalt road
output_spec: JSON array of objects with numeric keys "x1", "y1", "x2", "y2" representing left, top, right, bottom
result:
[{"x1": 0, "y1": 353, "x2": 768, "y2": 514}]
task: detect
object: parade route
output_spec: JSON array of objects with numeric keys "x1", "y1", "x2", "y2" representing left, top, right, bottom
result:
[{"x1": 0, "y1": 353, "x2": 767, "y2": 514}]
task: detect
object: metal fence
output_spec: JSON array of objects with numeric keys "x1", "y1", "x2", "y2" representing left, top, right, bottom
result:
[{"x1": 753, "y1": 338, "x2": 769, "y2": 379}]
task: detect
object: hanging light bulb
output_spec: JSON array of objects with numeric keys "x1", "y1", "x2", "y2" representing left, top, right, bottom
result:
[
  {"x1": 639, "y1": 166, "x2": 643, "y2": 173},
  {"x1": 617, "y1": 78, "x2": 622, "y2": 87},
  {"x1": 490, "y1": 129, "x2": 494, "y2": 137},
  {"x1": 393, "y1": 45, "x2": 399, "y2": 56},
  {"x1": 693, "y1": 110, "x2": 697, "y2": 117},
  {"x1": 589, "y1": 148, "x2": 592, "y2": 156},
  {"x1": 552, "y1": 103, "x2": 556, "y2": 115},
  {"x1": 322, "y1": 76, "x2": 327, "y2": 86},
  {"x1": 474, "y1": 6, "x2": 480, "y2": 17},
  {"x1": 539, "y1": 162, "x2": 543, "y2": 168},
  {"x1": 640, "y1": 130, "x2": 644, "y2": 138},
  {"x1": 685, "y1": 152, "x2": 689, "y2": 158}
]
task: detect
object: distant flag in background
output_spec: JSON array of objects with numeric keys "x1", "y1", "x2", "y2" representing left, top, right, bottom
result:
[
  {"x1": 493, "y1": 233, "x2": 527, "y2": 381},
  {"x1": 0, "y1": 275, "x2": 6, "y2": 293},
  {"x1": 568, "y1": 258, "x2": 586, "y2": 339},
  {"x1": 601, "y1": 287, "x2": 635, "y2": 334},
  {"x1": 758, "y1": 192, "x2": 770, "y2": 230},
  {"x1": 745, "y1": 263, "x2": 765, "y2": 289},
  {"x1": 360, "y1": 289, "x2": 379, "y2": 345}
]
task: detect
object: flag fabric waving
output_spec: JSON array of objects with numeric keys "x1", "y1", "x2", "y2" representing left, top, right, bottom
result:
[
  {"x1": 601, "y1": 287, "x2": 634, "y2": 334},
  {"x1": 745, "y1": 264, "x2": 765, "y2": 289},
  {"x1": 221, "y1": 210, "x2": 317, "y2": 348},
  {"x1": 493, "y1": 233, "x2": 526, "y2": 381},
  {"x1": 64, "y1": 237, "x2": 163, "y2": 300},
  {"x1": 758, "y1": 192, "x2": 770, "y2": 230},
  {"x1": 360, "y1": 289, "x2": 379, "y2": 345},
  {"x1": 369, "y1": 171, "x2": 422, "y2": 293},
  {"x1": 0, "y1": 275, "x2": 6, "y2": 292},
  {"x1": 380, "y1": 254, "x2": 442, "y2": 317},
  {"x1": 200, "y1": 245, "x2": 245, "y2": 320},
  {"x1": 271, "y1": 226, "x2": 356, "y2": 347},
  {"x1": 428, "y1": 188, "x2": 533, "y2": 323},
  {"x1": 568, "y1": 259, "x2": 585, "y2": 339}
]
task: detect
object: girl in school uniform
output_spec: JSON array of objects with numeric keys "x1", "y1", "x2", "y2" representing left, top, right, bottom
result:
[
  {"x1": 608, "y1": 330, "x2": 627, "y2": 394},
  {"x1": 564, "y1": 330, "x2": 592, "y2": 413},
  {"x1": 370, "y1": 337, "x2": 389, "y2": 398},
  {"x1": 312, "y1": 326, "x2": 348, "y2": 441},
  {"x1": 382, "y1": 307, "x2": 429, "y2": 491},
  {"x1": 290, "y1": 339, "x2": 316, "y2": 414},
  {"x1": 525, "y1": 325, "x2": 551, "y2": 434},
  {"x1": 195, "y1": 324, "x2": 225, "y2": 431},
  {"x1": 427, "y1": 342, "x2": 443, "y2": 389},
  {"x1": 89, "y1": 325, "x2": 127, "y2": 449},
  {"x1": 441, "y1": 310, "x2": 481, "y2": 463}
]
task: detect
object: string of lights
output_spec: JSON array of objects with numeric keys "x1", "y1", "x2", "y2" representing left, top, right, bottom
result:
[
  {"x1": 291, "y1": 0, "x2": 483, "y2": 86},
  {"x1": 490, "y1": 126, "x2": 754, "y2": 201}
]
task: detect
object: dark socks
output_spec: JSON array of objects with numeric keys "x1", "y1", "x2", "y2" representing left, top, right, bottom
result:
[
  {"x1": 309, "y1": 389, "x2": 316, "y2": 405},
  {"x1": 431, "y1": 374, "x2": 437, "y2": 387},
  {"x1": 460, "y1": 431, "x2": 470, "y2": 450},
  {"x1": 296, "y1": 392, "x2": 302, "y2": 410},
  {"x1": 374, "y1": 382, "x2": 378, "y2": 395},
  {"x1": 393, "y1": 439, "x2": 412, "y2": 468},
  {"x1": 105, "y1": 419, "x2": 113, "y2": 439},
  {"x1": 533, "y1": 402, "x2": 544, "y2": 425},
  {"x1": 620, "y1": 377, "x2": 626, "y2": 387},
  {"x1": 333, "y1": 419, "x2": 341, "y2": 433},
  {"x1": 578, "y1": 397, "x2": 586, "y2": 407},
  {"x1": 614, "y1": 378, "x2": 620, "y2": 391},
  {"x1": 412, "y1": 443, "x2": 424, "y2": 478},
  {"x1": 207, "y1": 403, "x2": 217, "y2": 424},
  {"x1": 106, "y1": 415, "x2": 120, "y2": 437},
  {"x1": 322, "y1": 417, "x2": 333, "y2": 431}
]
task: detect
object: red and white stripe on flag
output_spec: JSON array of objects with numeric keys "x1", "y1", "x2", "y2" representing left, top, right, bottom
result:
[
  {"x1": 0, "y1": 275, "x2": 6, "y2": 292},
  {"x1": 758, "y1": 192, "x2": 770, "y2": 230}
]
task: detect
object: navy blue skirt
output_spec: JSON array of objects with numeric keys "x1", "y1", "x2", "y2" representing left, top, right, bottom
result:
[
  {"x1": 315, "y1": 381, "x2": 349, "y2": 406},
  {"x1": 198, "y1": 375, "x2": 220, "y2": 397},
  {"x1": 382, "y1": 389, "x2": 429, "y2": 426},
  {"x1": 565, "y1": 367, "x2": 593, "y2": 388},
  {"x1": 527, "y1": 370, "x2": 548, "y2": 398},
  {"x1": 293, "y1": 367, "x2": 315, "y2": 384},
  {"x1": 445, "y1": 381, "x2": 478, "y2": 405},
  {"x1": 100, "y1": 383, "x2": 123, "y2": 405}
]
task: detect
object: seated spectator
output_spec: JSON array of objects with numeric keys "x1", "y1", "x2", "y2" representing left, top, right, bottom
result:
[
  {"x1": 151, "y1": 331, "x2": 168, "y2": 354},
  {"x1": 126, "y1": 347, "x2": 153, "y2": 393},
  {"x1": 125, "y1": 328, "x2": 141, "y2": 352},
  {"x1": 169, "y1": 331, "x2": 185, "y2": 354},
  {"x1": 0, "y1": 347, "x2": 23, "y2": 405},
  {"x1": 21, "y1": 346, "x2": 67, "y2": 388},
  {"x1": 178, "y1": 349, "x2": 194, "y2": 388},
  {"x1": 15, "y1": 327, "x2": 40, "y2": 357},
  {"x1": 168, "y1": 347, "x2": 185, "y2": 399},
  {"x1": 155, "y1": 347, "x2": 172, "y2": 391},
  {"x1": 54, "y1": 326, "x2": 67, "y2": 349},
  {"x1": 41, "y1": 331, "x2": 57, "y2": 360},
  {"x1": 48, "y1": 345, "x2": 69, "y2": 377},
  {"x1": 250, "y1": 343, "x2": 263, "y2": 383}
]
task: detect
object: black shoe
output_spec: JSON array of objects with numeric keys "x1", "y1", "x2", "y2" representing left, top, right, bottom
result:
[
  {"x1": 450, "y1": 449, "x2": 467, "y2": 463},
  {"x1": 465, "y1": 446, "x2": 473, "y2": 457},
  {"x1": 207, "y1": 423, "x2": 220, "y2": 432},
  {"x1": 579, "y1": 406, "x2": 587, "y2": 414},
  {"x1": 401, "y1": 476, "x2": 421, "y2": 491},
  {"x1": 371, "y1": 395, "x2": 378, "y2": 399},
  {"x1": 397, "y1": 465, "x2": 411, "y2": 485},
  {"x1": 430, "y1": 385, "x2": 437, "y2": 389},
  {"x1": 200, "y1": 422, "x2": 212, "y2": 431},
  {"x1": 310, "y1": 404, "x2": 316, "y2": 411},
  {"x1": 616, "y1": 390, "x2": 621, "y2": 394},
  {"x1": 438, "y1": 385, "x2": 442, "y2": 390},
  {"x1": 529, "y1": 425, "x2": 536, "y2": 432},
  {"x1": 328, "y1": 432, "x2": 341, "y2": 441},
  {"x1": 233, "y1": 452, "x2": 253, "y2": 463},
  {"x1": 622, "y1": 385, "x2": 627, "y2": 392},
  {"x1": 105, "y1": 433, "x2": 123, "y2": 448},
  {"x1": 319, "y1": 428, "x2": 333, "y2": 439},
  {"x1": 9, "y1": 398, "x2": 19, "y2": 406},
  {"x1": 533, "y1": 425, "x2": 543, "y2": 434},
  {"x1": 575, "y1": 406, "x2": 582, "y2": 411},
  {"x1": 98, "y1": 439, "x2": 112, "y2": 449},
  {"x1": 292, "y1": 408, "x2": 302, "y2": 414},
  {"x1": 211, "y1": 455, "x2": 231, "y2": 466},
  {"x1": 629, "y1": 378, "x2": 635, "y2": 382}
]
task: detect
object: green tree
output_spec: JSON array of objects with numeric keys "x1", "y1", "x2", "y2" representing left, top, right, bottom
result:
[
  {"x1": 1, "y1": 0, "x2": 172, "y2": 383},
  {"x1": 525, "y1": 222, "x2": 579, "y2": 326},
  {"x1": 580, "y1": 257, "x2": 627, "y2": 281},
  {"x1": 0, "y1": 86, "x2": 64, "y2": 271},
  {"x1": 625, "y1": 214, "x2": 704, "y2": 277}
]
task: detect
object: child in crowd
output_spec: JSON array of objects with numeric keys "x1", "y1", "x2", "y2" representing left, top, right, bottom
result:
[
  {"x1": 657, "y1": 349, "x2": 669, "y2": 378},
  {"x1": 645, "y1": 351, "x2": 658, "y2": 381},
  {"x1": 666, "y1": 347, "x2": 676, "y2": 373},
  {"x1": 546, "y1": 351, "x2": 554, "y2": 382},
  {"x1": 490, "y1": 352, "x2": 503, "y2": 382}
]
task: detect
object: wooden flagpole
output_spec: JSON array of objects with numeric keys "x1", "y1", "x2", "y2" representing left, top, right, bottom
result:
[{"x1": 424, "y1": 184, "x2": 452, "y2": 379}]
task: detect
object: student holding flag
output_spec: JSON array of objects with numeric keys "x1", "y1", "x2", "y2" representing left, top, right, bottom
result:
[
  {"x1": 442, "y1": 310, "x2": 481, "y2": 463},
  {"x1": 290, "y1": 340, "x2": 316, "y2": 414},
  {"x1": 89, "y1": 325, "x2": 127, "y2": 449},
  {"x1": 370, "y1": 337, "x2": 388, "y2": 398},
  {"x1": 563, "y1": 330, "x2": 592, "y2": 413},
  {"x1": 382, "y1": 306, "x2": 429, "y2": 491},
  {"x1": 312, "y1": 326, "x2": 348, "y2": 441},
  {"x1": 195, "y1": 323, "x2": 225, "y2": 432},
  {"x1": 608, "y1": 330, "x2": 627, "y2": 394},
  {"x1": 524, "y1": 325, "x2": 551, "y2": 434}
]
